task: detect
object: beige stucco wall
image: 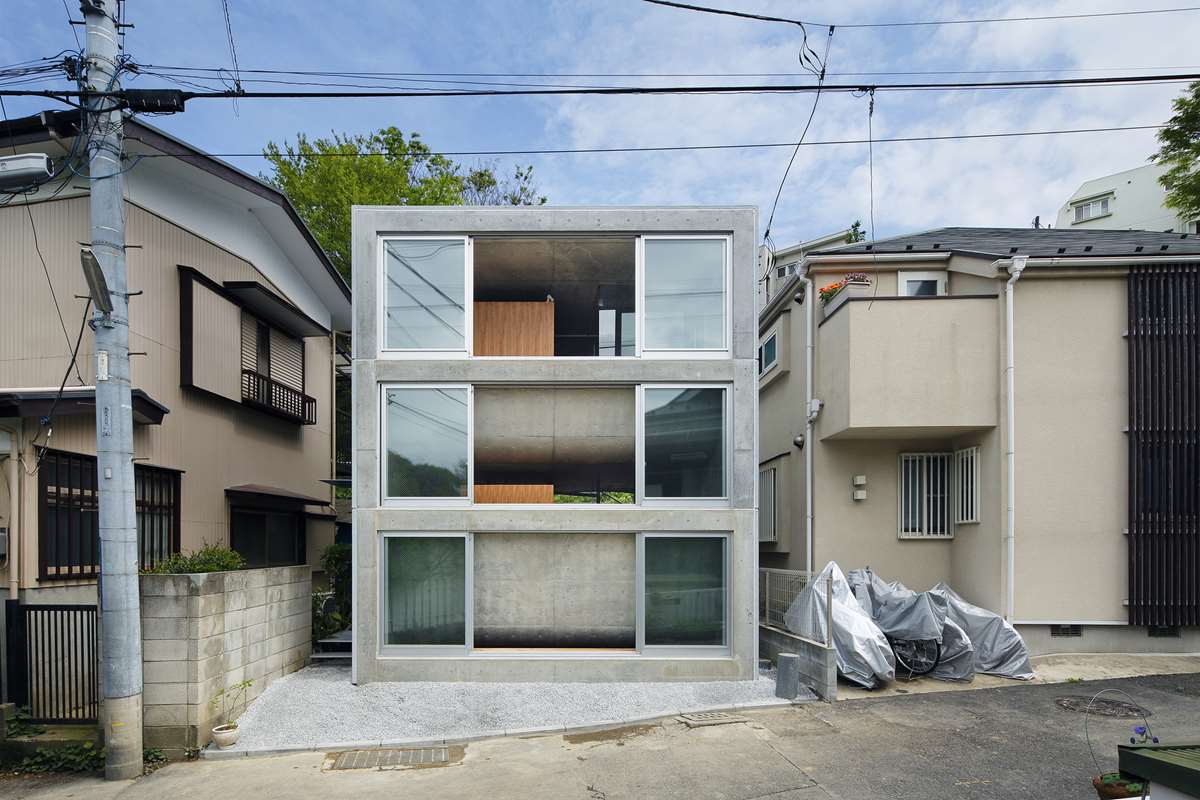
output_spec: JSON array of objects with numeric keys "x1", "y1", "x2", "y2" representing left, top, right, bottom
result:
[
  {"x1": 0, "y1": 197, "x2": 335, "y2": 590},
  {"x1": 1011, "y1": 274, "x2": 1128, "y2": 622}
]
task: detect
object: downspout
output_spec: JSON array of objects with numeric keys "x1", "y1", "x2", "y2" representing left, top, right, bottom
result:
[
  {"x1": 1003, "y1": 256, "x2": 1027, "y2": 620},
  {"x1": 798, "y1": 260, "x2": 818, "y2": 576},
  {"x1": 1, "y1": 422, "x2": 20, "y2": 599}
]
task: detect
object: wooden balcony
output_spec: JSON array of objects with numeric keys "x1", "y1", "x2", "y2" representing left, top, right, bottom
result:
[{"x1": 241, "y1": 369, "x2": 316, "y2": 425}]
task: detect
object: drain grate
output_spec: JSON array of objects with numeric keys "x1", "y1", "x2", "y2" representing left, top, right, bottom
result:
[
  {"x1": 1055, "y1": 696, "x2": 1152, "y2": 718},
  {"x1": 679, "y1": 711, "x2": 749, "y2": 728},
  {"x1": 329, "y1": 747, "x2": 449, "y2": 771}
]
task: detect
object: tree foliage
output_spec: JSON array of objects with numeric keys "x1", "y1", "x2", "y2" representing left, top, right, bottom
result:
[
  {"x1": 263, "y1": 128, "x2": 546, "y2": 281},
  {"x1": 1153, "y1": 81, "x2": 1200, "y2": 222}
]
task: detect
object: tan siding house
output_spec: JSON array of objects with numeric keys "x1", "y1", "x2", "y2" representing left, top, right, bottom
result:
[
  {"x1": 759, "y1": 227, "x2": 1200, "y2": 655},
  {"x1": 0, "y1": 112, "x2": 349, "y2": 619}
]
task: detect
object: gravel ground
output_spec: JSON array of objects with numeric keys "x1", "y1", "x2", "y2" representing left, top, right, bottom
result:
[{"x1": 225, "y1": 664, "x2": 796, "y2": 752}]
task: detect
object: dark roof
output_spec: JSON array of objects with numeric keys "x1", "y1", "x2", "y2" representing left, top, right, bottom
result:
[
  {"x1": 0, "y1": 387, "x2": 169, "y2": 425},
  {"x1": 5, "y1": 110, "x2": 349, "y2": 304},
  {"x1": 810, "y1": 227, "x2": 1200, "y2": 259},
  {"x1": 225, "y1": 484, "x2": 330, "y2": 507}
]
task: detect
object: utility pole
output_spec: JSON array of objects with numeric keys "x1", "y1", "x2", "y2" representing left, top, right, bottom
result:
[{"x1": 82, "y1": 0, "x2": 143, "y2": 779}]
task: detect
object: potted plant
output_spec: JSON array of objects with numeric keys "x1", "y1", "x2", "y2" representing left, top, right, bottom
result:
[
  {"x1": 209, "y1": 679, "x2": 253, "y2": 749},
  {"x1": 1091, "y1": 725, "x2": 1157, "y2": 799},
  {"x1": 819, "y1": 272, "x2": 872, "y2": 317}
]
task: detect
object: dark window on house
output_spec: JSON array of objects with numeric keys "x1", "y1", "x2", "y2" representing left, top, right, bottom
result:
[
  {"x1": 38, "y1": 449, "x2": 180, "y2": 579},
  {"x1": 230, "y1": 507, "x2": 305, "y2": 568}
]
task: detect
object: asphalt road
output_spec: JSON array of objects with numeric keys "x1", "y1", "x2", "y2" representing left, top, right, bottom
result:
[{"x1": 7, "y1": 672, "x2": 1198, "y2": 800}]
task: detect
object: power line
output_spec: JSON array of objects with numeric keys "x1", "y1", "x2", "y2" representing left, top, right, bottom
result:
[
  {"x1": 127, "y1": 123, "x2": 1167, "y2": 160},
  {"x1": 219, "y1": 0, "x2": 243, "y2": 93},
  {"x1": 59, "y1": 0, "x2": 82, "y2": 50},
  {"x1": 641, "y1": 0, "x2": 1200, "y2": 29}
]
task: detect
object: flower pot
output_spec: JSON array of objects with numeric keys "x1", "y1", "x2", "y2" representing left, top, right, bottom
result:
[
  {"x1": 821, "y1": 280, "x2": 872, "y2": 319},
  {"x1": 211, "y1": 723, "x2": 240, "y2": 749},
  {"x1": 1092, "y1": 773, "x2": 1146, "y2": 799}
]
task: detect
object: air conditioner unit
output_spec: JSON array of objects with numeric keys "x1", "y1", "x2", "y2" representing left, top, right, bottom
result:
[{"x1": 0, "y1": 153, "x2": 53, "y2": 190}]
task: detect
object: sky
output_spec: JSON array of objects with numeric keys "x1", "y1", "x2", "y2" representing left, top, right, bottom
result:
[{"x1": 1, "y1": 0, "x2": 1196, "y2": 246}]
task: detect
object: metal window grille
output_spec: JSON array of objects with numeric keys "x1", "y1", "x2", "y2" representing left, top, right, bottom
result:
[
  {"x1": 898, "y1": 453, "x2": 953, "y2": 539},
  {"x1": 955, "y1": 446, "x2": 980, "y2": 523},
  {"x1": 758, "y1": 467, "x2": 777, "y2": 542},
  {"x1": 758, "y1": 567, "x2": 808, "y2": 628},
  {"x1": 39, "y1": 449, "x2": 181, "y2": 579}
]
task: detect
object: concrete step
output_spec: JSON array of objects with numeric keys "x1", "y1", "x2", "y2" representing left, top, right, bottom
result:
[{"x1": 311, "y1": 651, "x2": 351, "y2": 663}]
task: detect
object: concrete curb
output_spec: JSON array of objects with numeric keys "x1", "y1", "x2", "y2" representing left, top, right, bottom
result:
[{"x1": 199, "y1": 697, "x2": 800, "y2": 760}]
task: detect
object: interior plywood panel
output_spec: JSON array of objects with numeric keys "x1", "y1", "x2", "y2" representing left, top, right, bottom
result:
[
  {"x1": 474, "y1": 301, "x2": 554, "y2": 356},
  {"x1": 474, "y1": 484, "x2": 554, "y2": 504}
]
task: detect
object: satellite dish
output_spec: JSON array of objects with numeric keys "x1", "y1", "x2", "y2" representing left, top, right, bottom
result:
[{"x1": 79, "y1": 247, "x2": 114, "y2": 314}]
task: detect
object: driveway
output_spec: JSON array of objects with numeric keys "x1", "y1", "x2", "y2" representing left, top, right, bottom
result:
[{"x1": 9, "y1": 672, "x2": 1199, "y2": 800}]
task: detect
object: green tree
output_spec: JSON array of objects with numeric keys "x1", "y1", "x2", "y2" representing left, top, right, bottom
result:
[
  {"x1": 1153, "y1": 81, "x2": 1200, "y2": 223},
  {"x1": 846, "y1": 220, "x2": 866, "y2": 243},
  {"x1": 262, "y1": 128, "x2": 546, "y2": 282}
]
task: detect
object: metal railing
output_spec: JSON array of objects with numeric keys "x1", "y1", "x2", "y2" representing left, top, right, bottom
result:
[
  {"x1": 4, "y1": 601, "x2": 99, "y2": 723},
  {"x1": 241, "y1": 369, "x2": 316, "y2": 425}
]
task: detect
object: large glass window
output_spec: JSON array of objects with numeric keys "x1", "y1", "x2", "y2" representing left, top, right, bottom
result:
[
  {"x1": 644, "y1": 536, "x2": 726, "y2": 647},
  {"x1": 384, "y1": 535, "x2": 467, "y2": 646},
  {"x1": 643, "y1": 387, "x2": 726, "y2": 498},
  {"x1": 643, "y1": 238, "x2": 727, "y2": 350},
  {"x1": 383, "y1": 386, "x2": 470, "y2": 499},
  {"x1": 383, "y1": 238, "x2": 467, "y2": 350}
]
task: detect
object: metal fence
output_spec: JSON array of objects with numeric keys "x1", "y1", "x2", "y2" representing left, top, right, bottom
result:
[
  {"x1": 758, "y1": 567, "x2": 810, "y2": 629},
  {"x1": 4, "y1": 601, "x2": 99, "y2": 723}
]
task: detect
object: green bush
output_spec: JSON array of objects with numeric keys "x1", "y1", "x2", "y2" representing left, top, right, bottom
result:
[
  {"x1": 321, "y1": 543, "x2": 352, "y2": 618},
  {"x1": 144, "y1": 544, "x2": 246, "y2": 575},
  {"x1": 15, "y1": 743, "x2": 105, "y2": 773},
  {"x1": 6, "y1": 706, "x2": 45, "y2": 738}
]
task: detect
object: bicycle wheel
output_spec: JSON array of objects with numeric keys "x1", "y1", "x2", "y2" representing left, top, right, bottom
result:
[{"x1": 889, "y1": 637, "x2": 942, "y2": 677}]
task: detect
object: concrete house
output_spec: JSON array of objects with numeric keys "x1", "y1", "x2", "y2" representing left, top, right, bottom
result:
[
  {"x1": 351, "y1": 206, "x2": 758, "y2": 682},
  {"x1": 758, "y1": 227, "x2": 1200, "y2": 655},
  {"x1": 0, "y1": 111, "x2": 349, "y2": 717},
  {"x1": 1054, "y1": 163, "x2": 1199, "y2": 234}
]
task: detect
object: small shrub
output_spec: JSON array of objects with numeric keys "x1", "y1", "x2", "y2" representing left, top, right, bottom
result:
[
  {"x1": 16, "y1": 742, "x2": 105, "y2": 773},
  {"x1": 142, "y1": 748, "x2": 168, "y2": 774},
  {"x1": 6, "y1": 706, "x2": 45, "y2": 738},
  {"x1": 210, "y1": 679, "x2": 254, "y2": 728},
  {"x1": 312, "y1": 591, "x2": 347, "y2": 644},
  {"x1": 145, "y1": 544, "x2": 245, "y2": 574},
  {"x1": 321, "y1": 543, "x2": 352, "y2": 618}
]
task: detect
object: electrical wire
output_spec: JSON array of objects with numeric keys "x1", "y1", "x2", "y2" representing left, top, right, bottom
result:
[
  {"x1": 124, "y1": 123, "x2": 1169, "y2": 161},
  {"x1": 641, "y1": 0, "x2": 1200, "y2": 29},
  {"x1": 27, "y1": 298, "x2": 92, "y2": 473},
  {"x1": 60, "y1": 0, "x2": 82, "y2": 49}
]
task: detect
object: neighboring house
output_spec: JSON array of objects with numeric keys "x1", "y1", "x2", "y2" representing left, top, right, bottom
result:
[
  {"x1": 0, "y1": 110, "x2": 349, "y2": 718},
  {"x1": 351, "y1": 206, "x2": 757, "y2": 682},
  {"x1": 758, "y1": 226, "x2": 1200, "y2": 656},
  {"x1": 1054, "y1": 162, "x2": 1199, "y2": 234},
  {"x1": 758, "y1": 228, "x2": 855, "y2": 312}
]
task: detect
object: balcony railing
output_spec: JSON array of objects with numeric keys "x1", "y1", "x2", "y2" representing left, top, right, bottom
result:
[{"x1": 241, "y1": 369, "x2": 316, "y2": 425}]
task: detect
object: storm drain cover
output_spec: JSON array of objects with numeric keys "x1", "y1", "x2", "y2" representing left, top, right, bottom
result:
[
  {"x1": 1055, "y1": 696, "x2": 1152, "y2": 718},
  {"x1": 679, "y1": 711, "x2": 749, "y2": 728},
  {"x1": 329, "y1": 747, "x2": 450, "y2": 770}
]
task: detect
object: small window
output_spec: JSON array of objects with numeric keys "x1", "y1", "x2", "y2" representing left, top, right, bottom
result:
[
  {"x1": 898, "y1": 453, "x2": 953, "y2": 538},
  {"x1": 955, "y1": 446, "x2": 980, "y2": 524},
  {"x1": 898, "y1": 271, "x2": 946, "y2": 297},
  {"x1": 759, "y1": 467, "x2": 777, "y2": 542},
  {"x1": 381, "y1": 237, "x2": 468, "y2": 351},
  {"x1": 643, "y1": 387, "x2": 727, "y2": 499},
  {"x1": 1072, "y1": 197, "x2": 1111, "y2": 223},
  {"x1": 642, "y1": 237, "x2": 728, "y2": 351},
  {"x1": 230, "y1": 508, "x2": 305, "y2": 568},
  {"x1": 758, "y1": 331, "x2": 778, "y2": 375}
]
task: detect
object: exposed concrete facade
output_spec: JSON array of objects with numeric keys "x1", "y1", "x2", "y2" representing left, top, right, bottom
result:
[
  {"x1": 758, "y1": 229, "x2": 1200, "y2": 655},
  {"x1": 351, "y1": 206, "x2": 758, "y2": 682}
]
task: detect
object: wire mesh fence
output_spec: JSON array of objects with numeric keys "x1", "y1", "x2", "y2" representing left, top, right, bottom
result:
[{"x1": 758, "y1": 567, "x2": 810, "y2": 630}]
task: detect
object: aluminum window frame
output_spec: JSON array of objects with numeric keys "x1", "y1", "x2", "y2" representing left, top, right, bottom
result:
[
  {"x1": 638, "y1": 234, "x2": 732, "y2": 359},
  {"x1": 897, "y1": 452, "x2": 955, "y2": 540},
  {"x1": 897, "y1": 270, "x2": 947, "y2": 297},
  {"x1": 379, "y1": 383, "x2": 474, "y2": 508},
  {"x1": 954, "y1": 445, "x2": 980, "y2": 524},
  {"x1": 377, "y1": 235, "x2": 473, "y2": 359},
  {"x1": 378, "y1": 531, "x2": 473, "y2": 657},
  {"x1": 758, "y1": 326, "x2": 779, "y2": 376},
  {"x1": 1072, "y1": 196, "x2": 1112, "y2": 223},
  {"x1": 636, "y1": 383, "x2": 733, "y2": 508},
  {"x1": 758, "y1": 466, "x2": 777, "y2": 542},
  {"x1": 637, "y1": 532, "x2": 731, "y2": 657}
]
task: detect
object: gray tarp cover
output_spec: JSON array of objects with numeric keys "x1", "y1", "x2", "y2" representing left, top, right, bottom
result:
[
  {"x1": 847, "y1": 569, "x2": 975, "y2": 682},
  {"x1": 783, "y1": 561, "x2": 895, "y2": 688},
  {"x1": 930, "y1": 583, "x2": 1035, "y2": 680}
]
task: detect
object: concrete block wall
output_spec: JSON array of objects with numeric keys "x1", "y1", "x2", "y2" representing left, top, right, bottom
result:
[
  {"x1": 140, "y1": 566, "x2": 310, "y2": 753},
  {"x1": 759, "y1": 625, "x2": 837, "y2": 701}
]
